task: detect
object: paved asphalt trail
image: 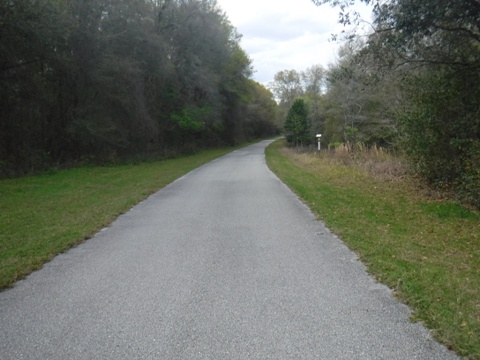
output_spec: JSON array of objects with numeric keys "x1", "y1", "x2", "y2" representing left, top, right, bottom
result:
[{"x1": 1, "y1": 140, "x2": 458, "y2": 359}]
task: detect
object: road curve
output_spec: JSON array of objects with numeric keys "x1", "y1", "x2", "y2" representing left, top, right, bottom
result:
[{"x1": 0, "y1": 140, "x2": 457, "y2": 359}]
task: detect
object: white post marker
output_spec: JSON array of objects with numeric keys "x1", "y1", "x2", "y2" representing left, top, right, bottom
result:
[{"x1": 316, "y1": 134, "x2": 322, "y2": 151}]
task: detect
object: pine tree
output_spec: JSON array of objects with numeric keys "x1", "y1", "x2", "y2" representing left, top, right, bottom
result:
[{"x1": 284, "y1": 99, "x2": 310, "y2": 146}]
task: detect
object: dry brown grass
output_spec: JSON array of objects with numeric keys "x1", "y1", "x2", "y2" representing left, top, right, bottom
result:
[{"x1": 285, "y1": 143, "x2": 409, "y2": 182}]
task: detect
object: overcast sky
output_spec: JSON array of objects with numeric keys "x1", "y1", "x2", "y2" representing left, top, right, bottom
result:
[{"x1": 216, "y1": 0, "x2": 372, "y2": 85}]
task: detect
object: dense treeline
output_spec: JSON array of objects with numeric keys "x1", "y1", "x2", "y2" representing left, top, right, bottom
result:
[
  {"x1": 271, "y1": 0, "x2": 479, "y2": 207},
  {"x1": 0, "y1": 0, "x2": 278, "y2": 176}
]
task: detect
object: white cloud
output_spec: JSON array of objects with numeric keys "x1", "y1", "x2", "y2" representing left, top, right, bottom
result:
[{"x1": 216, "y1": 0, "x2": 372, "y2": 85}]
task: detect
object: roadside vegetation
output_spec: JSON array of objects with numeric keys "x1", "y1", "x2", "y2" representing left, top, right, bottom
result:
[
  {"x1": 1, "y1": 0, "x2": 279, "y2": 177},
  {"x1": 266, "y1": 140, "x2": 480, "y2": 359},
  {"x1": 0, "y1": 146, "x2": 244, "y2": 291},
  {"x1": 270, "y1": 1, "x2": 479, "y2": 209},
  {"x1": 271, "y1": 4, "x2": 480, "y2": 355},
  {"x1": 3, "y1": 2, "x2": 478, "y2": 356}
]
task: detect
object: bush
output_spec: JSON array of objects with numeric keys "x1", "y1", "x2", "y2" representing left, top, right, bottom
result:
[{"x1": 401, "y1": 68, "x2": 480, "y2": 208}]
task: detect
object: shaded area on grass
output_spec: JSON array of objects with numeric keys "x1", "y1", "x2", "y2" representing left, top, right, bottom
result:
[{"x1": 266, "y1": 140, "x2": 480, "y2": 359}]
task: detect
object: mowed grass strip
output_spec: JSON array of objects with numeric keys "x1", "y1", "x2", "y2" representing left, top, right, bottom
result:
[
  {"x1": 0, "y1": 146, "x2": 240, "y2": 291},
  {"x1": 266, "y1": 140, "x2": 480, "y2": 359}
]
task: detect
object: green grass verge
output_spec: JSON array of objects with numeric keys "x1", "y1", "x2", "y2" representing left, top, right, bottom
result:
[
  {"x1": 266, "y1": 140, "x2": 480, "y2": 359},
  {"x1": 0, "y1": 145, "x2": 247, "y2": 291}
]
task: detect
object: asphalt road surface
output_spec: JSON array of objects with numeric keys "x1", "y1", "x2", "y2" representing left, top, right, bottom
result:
[{"x1": 0, "y1": 140, "x2": 458, "y2": 359}]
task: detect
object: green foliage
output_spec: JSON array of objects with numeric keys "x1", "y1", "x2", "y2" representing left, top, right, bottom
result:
[
  {"x1": 0, "y1": 0, "x2": 278, "y2": 176},
  {"x1": 171, "y1": 107, "x2": 208, "y2": 132},
  {"x1": 313, "y1": 0, "x2": 480, "y2": 68},
  {"x1": 344, "y1": 125, "x2": 359, "y2": 143},
  {"x1": 270, "y1": 65, "x2": 326, "y2": 133},
  {"x1": 401, "y1": 68, "x2": 480, "y2": 207},
  {"x1": 322, "y1": 42, "x2": 400, "y2": 147},
  {"x1": 243, "y1": 80, "x2": 279, "y2": 138},
  {"x1": 312, "y1": 0, "x2": 480, "y2": 208},
  {"x1": 284, "y1": 99, "x2": 311, "y2": 146},
  {"x1": 370, "y1": 0, "x2": 480, "y2": 68}
]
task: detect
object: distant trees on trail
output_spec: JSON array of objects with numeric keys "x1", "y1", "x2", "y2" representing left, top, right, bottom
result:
[
  {"x1": 271, "y1": 0, "x2": 479, "y2": 207},
  {"x1": 0, "y1": 0, "x2": 279, "y2": 176}
]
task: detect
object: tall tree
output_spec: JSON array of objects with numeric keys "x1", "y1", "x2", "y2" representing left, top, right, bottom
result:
[
  {"x1": 324, "y1": 41, "x2": 398, "y2": 145},
  {"x1": 243, "y1": 80, "x2": 279, "y2": 139},
  {"x1": 269, "y1": 69, "x2": 304, "y2": 106},
  {"x1": 284, "y1": 98, "x2": 311, "y2": 147},
  {"x1": 301, "y1": 64, "x2": 326, "y2": 140},
  {"x1": 302, "y1": 64, "x2": 325, "y2": 96},
  {"x1": 269, "y1": 69, "x2": 304, "y2": 124}
]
